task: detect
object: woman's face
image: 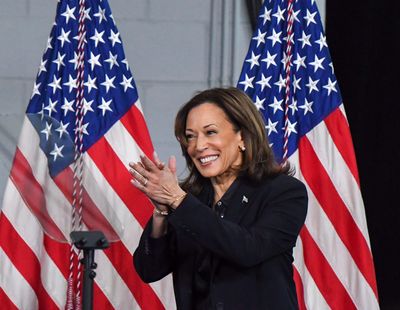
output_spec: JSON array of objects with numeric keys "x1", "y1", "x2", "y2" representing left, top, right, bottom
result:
[{"x1": 185, "y1": 103, "x2": 243, "y2": 181}]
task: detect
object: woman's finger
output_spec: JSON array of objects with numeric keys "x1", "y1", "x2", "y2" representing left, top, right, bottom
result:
[
  {"x1": 140, "y1": 154, "x2": 158, "y2": 172},
  {"x1": 130, "y1": 167, "x2": 149, "y2": 186},
  {"x1": 168, "y1": 155, "x2": 177, "y2": 174},
  {"x1": 131, "y1": 178, "x2": 145, "y2": 190},
  {"x1": 153, "y1": 151, "x2": 165, "y2": 170},
  {"x1": 130, "y1": 162, "x2": 149, "y2": 178}
]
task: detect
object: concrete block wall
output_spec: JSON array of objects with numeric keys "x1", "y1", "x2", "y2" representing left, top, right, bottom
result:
[{"x1": 0, "y1": 0, "x2": 325, "y2": 204}]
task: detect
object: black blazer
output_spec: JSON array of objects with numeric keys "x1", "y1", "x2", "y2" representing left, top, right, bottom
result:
[{"x1": 134, "y1": 174, "x2": 308, "y2": 310}]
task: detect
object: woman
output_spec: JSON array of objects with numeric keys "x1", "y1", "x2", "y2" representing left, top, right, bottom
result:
[{"x1": 130, "y1": 87, "x2": 308, "y2": 309}]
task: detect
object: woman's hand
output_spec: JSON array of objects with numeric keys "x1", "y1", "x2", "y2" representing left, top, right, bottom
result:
[{"x1": 129, "y1": 154, "x2": 186, "y2": 209}]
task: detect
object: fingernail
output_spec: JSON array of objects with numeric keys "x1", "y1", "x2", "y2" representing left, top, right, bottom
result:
[{"x1": 131, "y1": 179, "x2": 140, "y2": 187}]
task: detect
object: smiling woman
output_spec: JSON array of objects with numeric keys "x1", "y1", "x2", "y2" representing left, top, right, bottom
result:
[{"x1": 131, "y1": 87, "x2": 308, "y2": 309}]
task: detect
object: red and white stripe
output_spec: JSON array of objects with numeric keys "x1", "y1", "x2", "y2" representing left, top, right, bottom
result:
[
  {"x1": 291, "y1": 105, "x2": 379, "y2": 309},
  {"x1": 0, "y1": 102, "x2": 175, "y2": 309}
]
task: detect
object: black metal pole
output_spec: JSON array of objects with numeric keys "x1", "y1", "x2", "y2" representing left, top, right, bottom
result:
[
  {"x1": 82, "y1": 249, "x2": 95, "y2": 310},
  {"x1": 70, "y1": 231, "x2": 109, "y2": 310}
]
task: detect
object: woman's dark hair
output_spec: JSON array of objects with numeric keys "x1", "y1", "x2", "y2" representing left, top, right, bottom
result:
[{"x1": 175, "y1": 87, "x2": 290, "y2": 194}]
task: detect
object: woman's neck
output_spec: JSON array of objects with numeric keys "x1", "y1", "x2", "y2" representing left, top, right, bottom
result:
[{"x1": 211, "y1": 173, "x2": 237, "y2": 203}]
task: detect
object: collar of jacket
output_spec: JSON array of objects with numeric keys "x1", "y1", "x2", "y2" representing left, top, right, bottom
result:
[{"x1": 195, "y1": 176, "x2": 259, "y2": 224}]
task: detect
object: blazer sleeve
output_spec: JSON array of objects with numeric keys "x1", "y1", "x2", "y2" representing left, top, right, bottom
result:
[
  {"x1": 133, "y1": 218, "x2": 176, "y2": 283},
  {"x1": 168, "y1": 175, "x2": 307, "y2": 268}
]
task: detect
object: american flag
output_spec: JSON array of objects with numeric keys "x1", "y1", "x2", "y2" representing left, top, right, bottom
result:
[
  {"x1": 0, "y1": 0, "x2": 174, "y2": 309},
  {"x1": 237, "y1": 0, "x2": 379, "y2": 309}
]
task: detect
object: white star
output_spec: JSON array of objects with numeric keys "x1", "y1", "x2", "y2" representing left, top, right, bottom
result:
[
  {"x1": 105, "y1": 52, "x2": 119, "y2": 69},
  {"x1": 41, "y1": 122, "x2": 52, "y2": 141},
  {"x1": 38, "y1": 59, "x2": 47, "y2": 75},
  {"x1": 292, "y1": 9, "x2": 301, "y2": 23},
  {"x1": 75, "y1": 123, "x2": 90, "y2": 136},
  {"x1": 120, "y1": 75, "x2": 134, "y2": 92},
  {"x1": 293, "y1": 75, "x2": 302, "y2": 92},
  {"x1": 69, "y1": 52, "x2": 79, "y2": 70},
  {"x1": 61, "y1": 98, "x2": 75, "y2": 116},
  {"x1": 329, "y1": 62, "x2": 335, "y2": 74},
  {"x1": 50, "y1": 143, "x2": 65, "y2": 161},
  {"x1": 82, "y1": 98, "x2": 94, "y2": 115},
  {"x1": 83, "y1": 7, "x2": 92, "y2": 21},
  {"x1": 63, "y1": 75, "x2": 77, "y2": 93},
  {"x1": 61, "y1": 5, "x2": 76, "y2": 24},
  {"x1": 45, "y1": 36, "x2": 52, "y2": 52},
  {"x1": 268, "y1": 97, "x2": 284, "y2": 114},
  {"x1": 48, "y1": 75, "x2": 62, "y2": 94},
  {"x1": 256, "y1": 73, "x2": 272, "y2": 91},
  {"x1": 265, "y1": 118, "x2": 278, "y2": 135},
  {"x1": 122, "y1": 59, "x2": 129, "y2": 70},
  {"x1": 283, "y1": 33, "x2": 294, "y2": 45},
  {"x1": 98, "y1": 98, "x2": 113, "y2": 116},
  {"x1": 261, "y1": 51, "x2": 277, "y2": 69},
  {"x1": 52, "y1": 52, "x2": 66, "y2": 71},
  {"x1": 84, "y1": 75, "x2": 98, "y2": 93},
  {"x1": 73, "y1": 34, "x2": 87, "y2": 43},
  {"x1": 31, "y1": 82, "x2": 41, "y2": 99},
  {"x1": 272, "y1": 6, "x2": 286, "y2": 23},
  {"x1": 259, "y1": 7, "x2": 272, "y2": 25},
  {"x1": 293, "y1": 53, "x2": 307, "y2": 71},
  {"x1": 304, "y1": 9, "x2": 317, "y2": 27},
  {"x1": 274, "y1": 74, "x2": 287, "y2": 93},
  {"x1": 90, "y1": 29, "x2": 105, "y2": 47},
  {"x1": 281, "y1": 52, "x2": 292, "y2": 67},
  {"x1": 245, "y1": 52, "x2": 260, "y2": 69},
  {"x1": 285, "y1": 119, "x2": 298, "y2": 137},
  {"x1": 267, "y1": 28, "x2": 282, "y2": 47},
  {"x1": 38, "y1": 103, "x2": 45, "y2": 120},
  {"x1": 56, "y1": 121, "x2": 69, "y2": 138},
  {"x1": 44, "y1": 98, "x2": 58, "y2": 117},
  {"x1": 299, "y1": 98, "x2": 314, "y2": 115},
  {"x1": 254, "y1": 96, "x2": 265, "y2": 110},
  {"x1": 94, "y1": 6, "x2": 107, "y2": 23},
  {"x1": 101, "y1": 74, "x2": 116, "y2": 92},
  {"x1": 316, "y1": 33, "x2": 328, "y2": 51},
  {"x1": 238, "y1": 74, "x2": 254, "y2": 91},
  {"x1": 88, "y1": 52, "x2": 101, "y2": 71},
  {"x1": 323, "y1": 78, "x2": 338, "y2": 95},
  {"x1": 252, "y1": 30, "x2": 266, "y2": 47},
  {"x1": 57, "y1": 28, "x2": 71, "y2": 47},
  {"x1": 306, "y1": 77, "x2": 319, "y2": 94},
  {"x1": 298, "y1": 31, "x2": 311, "y2": 49},
  {"x1": 289, "y1": 99, "x2": 298, "y2": 115},
  {"x1": 309, "y1": 55, "x2": 325, "y2": 72},
  {"x1": 109, "y1": 30, "x2": 121, "y2": 46}
]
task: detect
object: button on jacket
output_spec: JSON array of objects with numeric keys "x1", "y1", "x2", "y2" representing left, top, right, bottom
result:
[{"x1": 134, "y1": 174, "x2": 308, "y2": 310}]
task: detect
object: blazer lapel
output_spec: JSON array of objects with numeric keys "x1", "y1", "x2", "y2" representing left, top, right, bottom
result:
[{"x1": 223, "y1": 178, "x2": 258, "y2": 224}]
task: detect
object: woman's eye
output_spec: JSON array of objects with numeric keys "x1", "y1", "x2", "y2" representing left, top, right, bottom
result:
[
  {"x1": 206, "y1": 130, "x2": 217, "y2": 135},
  {"x1": 185, "y1": 134, "x2": 195, "y2": 140}
]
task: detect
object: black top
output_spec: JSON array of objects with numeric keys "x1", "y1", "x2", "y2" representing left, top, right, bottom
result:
[
  {"x1": 194, "y1": 178, "x2": 240, "y2": 309},
  {"x1": 134, "y1": 174, "x2": 308, "y2": 310}
]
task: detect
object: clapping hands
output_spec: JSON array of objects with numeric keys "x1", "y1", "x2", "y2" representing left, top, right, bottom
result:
[{"x1": 129, "y1": 153, "x2": 186, "y2": 211}]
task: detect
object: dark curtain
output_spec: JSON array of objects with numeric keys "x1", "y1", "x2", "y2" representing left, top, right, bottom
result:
[
  {"x1": 326, "y1": 0, "x2": 400, "y2": 309},
  {"x1": 245, "y1": 0, "x2": 263, "y2": 31}
]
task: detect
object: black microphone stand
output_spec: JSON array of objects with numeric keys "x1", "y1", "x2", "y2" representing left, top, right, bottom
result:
[{"x1": 70, "y1": 231, "x2": 109, "y2": 310}]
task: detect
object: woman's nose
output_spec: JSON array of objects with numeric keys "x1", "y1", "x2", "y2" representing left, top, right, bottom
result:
[{"x1": 195, "y1": 135, "x2": 208, "y2": 152}]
